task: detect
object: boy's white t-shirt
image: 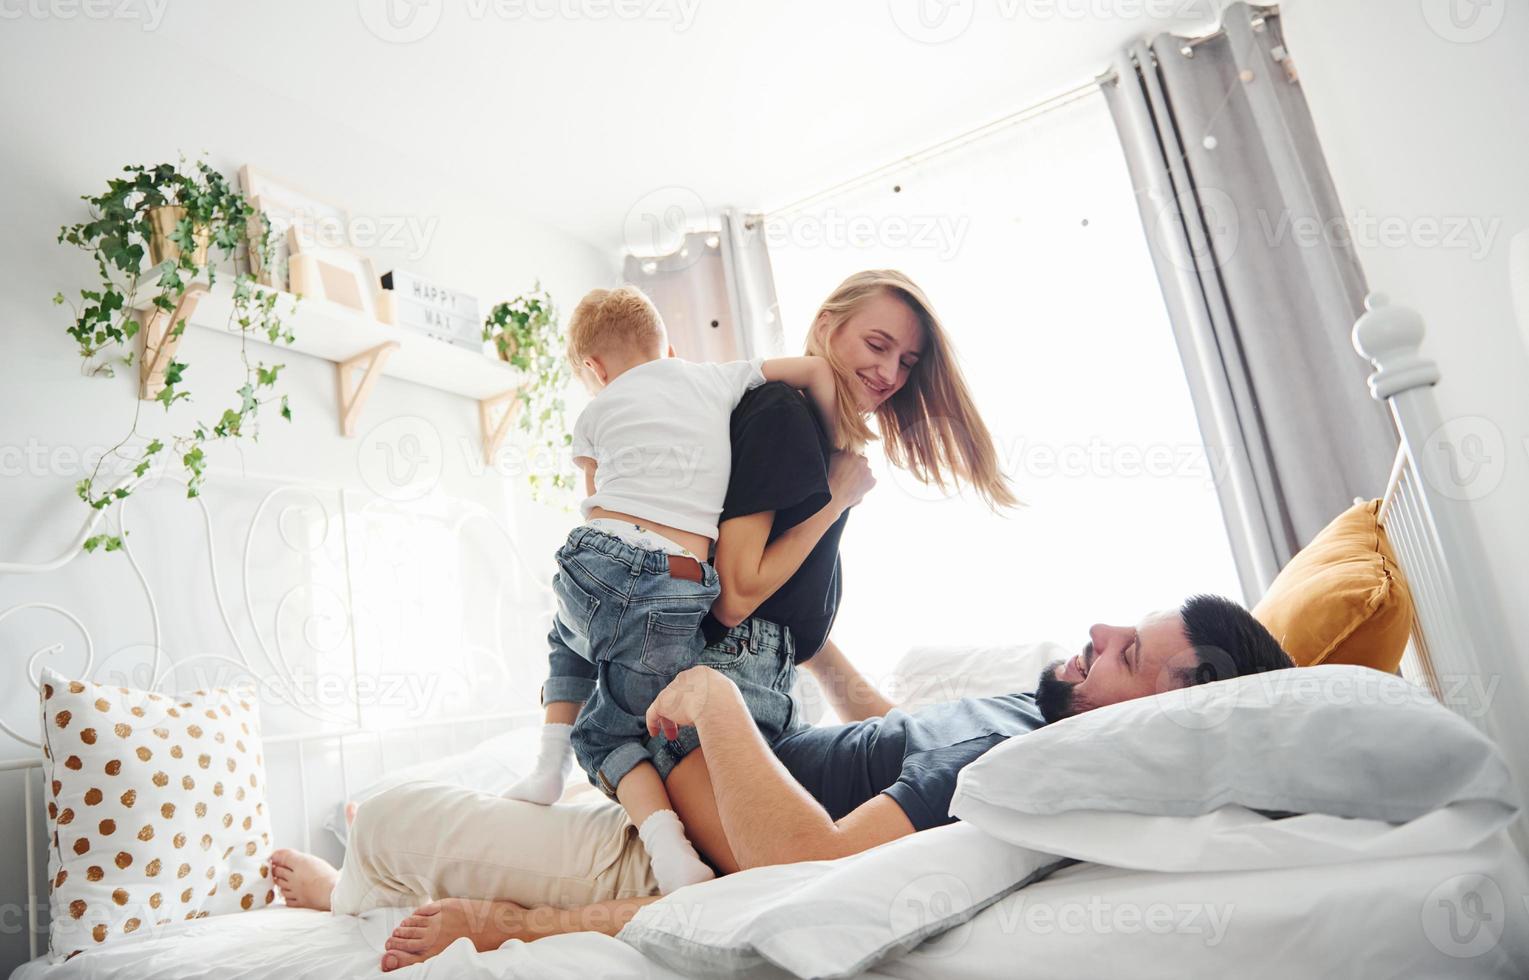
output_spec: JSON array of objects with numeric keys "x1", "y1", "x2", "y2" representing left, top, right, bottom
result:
[{"x1": 571, "y1": 357, "x2": 767, "y2": 539}]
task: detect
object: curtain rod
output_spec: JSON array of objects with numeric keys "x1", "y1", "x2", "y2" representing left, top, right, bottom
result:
[{"x1": 762, "y1": 77, "x2": 1111, "y2": 221}]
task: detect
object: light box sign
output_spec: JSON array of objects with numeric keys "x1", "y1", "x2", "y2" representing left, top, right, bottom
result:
[{"x1": 380, "y1": 270, "x2": 483, "y2": 351}]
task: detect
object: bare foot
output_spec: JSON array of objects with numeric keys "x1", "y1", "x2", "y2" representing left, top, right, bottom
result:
[
  {"x1": 270, "y1": 849, "x2": 339, "y2": 911},
  {"x1": 379, "y1": 898, "x2": 530, "y2": 972},
  {"x1": 345, "y1": 801, "x2": 359, "y2": 826}
]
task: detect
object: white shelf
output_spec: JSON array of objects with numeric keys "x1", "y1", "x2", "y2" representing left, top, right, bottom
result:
[
  {"x1": 129, "y1": 268, "x2": 529, "y2": 459},
  {"x1": 131, "y1": 273, "x2": 524, "y2": 401}
]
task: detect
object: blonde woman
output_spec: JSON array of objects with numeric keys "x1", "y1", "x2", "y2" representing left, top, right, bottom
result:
[
  {"x1": 271, "y1": 270, "x2": 1017, "y2": 968},
  {"x1": 654, "y1": 269, "x2": 1016, "y2": 873}
]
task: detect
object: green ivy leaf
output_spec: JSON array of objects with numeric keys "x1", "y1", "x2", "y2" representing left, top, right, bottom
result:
[
  {"x1": 62, "y1": 156, "x2": 300, "y2": 556},
  {"x1": 154, "y1": 384, "x2": 185, "y2": 409}
]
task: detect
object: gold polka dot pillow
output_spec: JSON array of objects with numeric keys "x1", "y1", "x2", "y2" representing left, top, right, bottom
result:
[{"x1": 38, "y1": 667, "x2": 276, "y2": 962}]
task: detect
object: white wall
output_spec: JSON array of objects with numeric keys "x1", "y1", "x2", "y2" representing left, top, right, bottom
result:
[
  {"x1": 1278, "y1": 0, "x2": 1529, "y2": 798},
  {"x1": 0, "y1": 20, "x2": 615, "y2": 969},
  {"x1": 1279, "y1": 0, "x2": 1529, "y2": 551}
]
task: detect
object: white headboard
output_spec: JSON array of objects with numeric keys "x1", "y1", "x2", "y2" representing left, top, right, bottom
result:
[
  {"x1": 0, "y1": 472, "x2": 551, "y2": 959},
  {"x1": 1353, "y1": 292, "x2": 1529, "y2": 858}
]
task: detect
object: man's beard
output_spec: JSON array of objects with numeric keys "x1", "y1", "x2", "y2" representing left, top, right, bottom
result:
[{"x1": 1035, "y1": 660, "x2": 1083, "y2": 724}]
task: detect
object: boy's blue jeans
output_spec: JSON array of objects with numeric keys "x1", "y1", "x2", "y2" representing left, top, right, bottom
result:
[
  {"x1": 643, "y1": 615, "x2": 807, "y2": 780},
  {"x1": 542, "y1": 525, "x2": 719, "y2": 797}
]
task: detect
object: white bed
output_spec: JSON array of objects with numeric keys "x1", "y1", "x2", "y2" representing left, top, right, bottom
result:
[
  {"x1": 10, "y1": 832, "x2": 1524, "y2": 980},
  {"x1": 5, "y1": 294, "x2": 1529, "y2": 979}
]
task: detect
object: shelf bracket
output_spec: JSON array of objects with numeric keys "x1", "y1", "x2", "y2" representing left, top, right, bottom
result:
[
  {"x1": 479, "y1": 388, "x2": 525, "y2": 465},
  {"x1": 138, "y1": 282, "x2": 210, "y2": 401},
  {"x1": 336, "y1": 341, "x2": 401, "y2": 437}
]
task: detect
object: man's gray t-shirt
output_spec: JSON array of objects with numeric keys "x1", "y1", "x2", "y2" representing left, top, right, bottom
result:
[{"x1": 772, "y1": 693, "x2": 1047, "y2": 832}]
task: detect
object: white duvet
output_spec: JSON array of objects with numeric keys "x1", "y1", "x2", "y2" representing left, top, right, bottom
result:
[{"x1": 13, "y1": 819, "x2": 1526, "y2": 980}]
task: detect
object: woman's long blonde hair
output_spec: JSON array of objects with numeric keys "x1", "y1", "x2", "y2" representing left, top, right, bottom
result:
[{"x1": 805, "y1": 270, "x2": 1019, "y2": 510}]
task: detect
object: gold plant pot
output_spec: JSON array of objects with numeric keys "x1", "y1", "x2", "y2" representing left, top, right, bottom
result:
[
  {"x1": 494, "y1": 333, "x2": 519, "y2": 362},
  {"x1": 146, "y1": 205, "x2": 212, "y2": 267}
]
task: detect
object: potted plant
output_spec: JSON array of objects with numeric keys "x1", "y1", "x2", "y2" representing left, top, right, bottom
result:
[
  {"x1": 145, "y1": 201, "x2": 212, "y2": 266},
  {"x1": 54, "y1": 158, "x2": 299, "y2": 552},
  {"x1": 482, "y1": 284, "x2": 573, "y2": 499}
]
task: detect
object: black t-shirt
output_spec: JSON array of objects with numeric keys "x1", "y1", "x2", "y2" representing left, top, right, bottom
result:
[{"x1": 700, "y1": 381, "x2": 847, "y2": 662}]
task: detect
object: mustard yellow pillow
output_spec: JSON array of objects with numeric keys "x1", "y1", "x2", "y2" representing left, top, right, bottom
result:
[{"x1": 1252, "y1": 500, "x2": 1413, "y2": 671}]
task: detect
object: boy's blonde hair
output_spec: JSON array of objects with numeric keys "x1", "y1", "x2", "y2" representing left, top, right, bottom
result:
[{"x1": 567, "y1": 285, "x2": 666, "y2": 368}]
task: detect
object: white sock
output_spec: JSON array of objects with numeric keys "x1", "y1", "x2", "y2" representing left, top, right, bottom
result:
[
  {"x1": 637, "y1": 809, "x2": 715, "y2": 895},
  {"x1": 503, "y1": 724, "x2": 573, "y2": 805}
]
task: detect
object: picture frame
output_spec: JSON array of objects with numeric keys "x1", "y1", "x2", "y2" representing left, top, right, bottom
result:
[
  {"x1": 286, "y1": 226, "x2": 382, "y2": 319},
  {"x1": 238, "y1": 165, "x2": 352, "y2": 287}
]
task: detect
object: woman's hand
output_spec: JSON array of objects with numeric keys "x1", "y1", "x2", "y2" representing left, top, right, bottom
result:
[{"x1": 828, "y1": 451, "x2": 876, "y2": 511}]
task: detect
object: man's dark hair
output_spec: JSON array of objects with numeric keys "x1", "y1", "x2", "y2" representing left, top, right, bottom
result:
[{"x1": 1175, "y1": 593, "x2": 1294, "y2": 686}]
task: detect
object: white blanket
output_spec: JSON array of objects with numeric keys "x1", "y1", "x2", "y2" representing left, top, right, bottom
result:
[
  {"x1": 618, "y1": 806, "x2": 1529, "y2": 979},
  {"x1": 621, "y1": 822, "x2": 1067, "y2": 978},
  {"x1": 13, "y1": 824, "x2": 1526, "y2": 979}
]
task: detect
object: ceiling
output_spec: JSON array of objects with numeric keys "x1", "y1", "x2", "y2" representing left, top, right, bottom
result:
[{"x1": 34, "y1": 0, "x2": 1222, "y2": 253}]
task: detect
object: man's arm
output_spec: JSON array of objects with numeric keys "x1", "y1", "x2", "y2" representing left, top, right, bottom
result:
[
  {"x1": 802, "y1": 637, "x2": 896, "y2": 722},
  {"x1": 647, "y1": 668, "x2": 915, "y2": 869}
]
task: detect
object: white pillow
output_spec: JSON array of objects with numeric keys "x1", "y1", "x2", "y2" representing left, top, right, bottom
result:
[
  {"x1": 619, "y1": 821, "x2": 1067, "y2": 979},
  {"x1": 951, "y1": 664, "x2": 1518, "y2": 826},
  {"x1": 887, "y1": 641, "x2": 1062, "y2": 713},
  {"x1": 39, "y1": 668, "x2": 276, "y2": 962},
  {"x1": 953, "y1": 801, "x2": 1518, "y2": 874},
  {"x1": 323, "y1": 728, "x2": 595, "y2": 847}
]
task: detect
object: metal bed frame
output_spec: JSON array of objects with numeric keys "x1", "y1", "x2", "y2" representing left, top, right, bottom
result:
[{"x1": 0, "y1": 475, "x2": 548, "y2": 959}]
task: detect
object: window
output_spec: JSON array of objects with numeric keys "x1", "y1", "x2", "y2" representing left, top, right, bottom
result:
[{"x1": 767, "y1": 92, "x2": 1241, "y2": 679}]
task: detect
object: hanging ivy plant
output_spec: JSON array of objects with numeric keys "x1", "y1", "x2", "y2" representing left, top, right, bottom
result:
[
  {"x1": 54, "y1": 158, "x2": 299, "y2": 552},
  {"x1": 482, "y1": 283, "x2": 572, "y2": 499}
]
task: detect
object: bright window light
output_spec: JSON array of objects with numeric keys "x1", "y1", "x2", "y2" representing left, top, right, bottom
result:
[{"x1": 767, "y1": 92, "x2": 1242, "y2": 680}]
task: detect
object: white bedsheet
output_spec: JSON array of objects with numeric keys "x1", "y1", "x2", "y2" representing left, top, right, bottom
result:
[
  {"x1": 7, "y1": 906, "x2": 676, "y2": 980},
  {"x1": 873, "y1": 832, "x2": 1529, "y2": 980},
  {"x1": 14, "y1": 831, "x2": 1527, "y2": 980}
]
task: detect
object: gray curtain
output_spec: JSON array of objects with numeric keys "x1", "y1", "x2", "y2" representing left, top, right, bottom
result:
[
  {"x1": 622, "y1": 208, "x2": 784, "y2": 363},
  {"x1": 1102, "y1": 2, "x2": 1397, "y2": 601}
]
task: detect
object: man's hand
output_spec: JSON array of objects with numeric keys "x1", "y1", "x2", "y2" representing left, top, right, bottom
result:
[
  {"x1": 647, "y1": 666, "x2": 737, "y2": 740},
  {"x1": 649, "y1": 662, "x2": 917, "y2": 870}
]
